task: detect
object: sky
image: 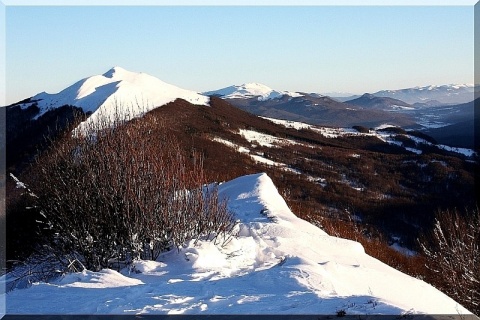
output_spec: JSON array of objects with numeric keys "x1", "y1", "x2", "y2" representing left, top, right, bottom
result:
[{"x1": 3, "y1": 2, "x2": 475, "y2": 105}]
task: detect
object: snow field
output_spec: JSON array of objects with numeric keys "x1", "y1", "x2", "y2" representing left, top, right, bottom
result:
[{"x1": 3, "y1": 173, "x2": 471, "y2": 315}]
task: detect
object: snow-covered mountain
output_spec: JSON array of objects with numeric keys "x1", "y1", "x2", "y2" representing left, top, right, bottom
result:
[
  {"x1": 14, "y1": 66, "x2": 209, "y2": 129},
  {"x1": 3, "y1": 173, "x2": 471, "y2": 315},
  {"x1": 204, "y1": 83, "x2": 303, "y2": 101},
  {"x1": 373, "y1": 84, "x2": 476, "y2": 105},
  {"x1": 321, "y1": 91, "x2": 356, "y2": 98}
]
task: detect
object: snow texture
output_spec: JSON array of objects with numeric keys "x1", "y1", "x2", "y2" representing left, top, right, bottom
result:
[
  {"x1": 239, "y1": 129, "x2": 306, "y2": 149},
  {"x1": 2, "y1": 173, "x2": 471, "y2": 315},
  {"x1": 213, "y1": 135, "x2": 307, "y2": 174}
]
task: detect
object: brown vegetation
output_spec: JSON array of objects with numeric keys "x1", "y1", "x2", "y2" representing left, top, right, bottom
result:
[
  {"x1": 24, "y1": 109, "x2": 236, "y2": 272},
  {"x1": 420, "y1": 208, "x2": 479, "y2": 314}
]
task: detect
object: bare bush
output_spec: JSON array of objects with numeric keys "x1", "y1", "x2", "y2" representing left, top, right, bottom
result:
[
  {"x1": 420, "y1": 207, "x2": 479, "y2": 314},
  {"x1": 5, "y1": 246, "x2": 85, "y2": 292},
  {"x1": 29, "y1": 108, "x2": 237, "y2": 272}
]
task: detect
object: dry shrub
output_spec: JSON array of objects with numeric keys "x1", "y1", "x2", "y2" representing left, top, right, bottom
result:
[
  {"x1": 29, "y1": 109, "x2": 237, "y2": 272},
  {"x1": 420, "y1": 208, "x2": 479, "y2": 315}
]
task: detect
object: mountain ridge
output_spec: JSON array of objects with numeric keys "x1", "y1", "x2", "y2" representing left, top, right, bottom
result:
[
  {"x1": 6, "y1": 67, "x2": 477, "y2": 149},
  {"x1": 8, "y1": 67, "x2": 475, "y2": 110},
  {"x1": 209, "y1": 92, "x2": 416, "y2": 128},
  {"x1": 371, "y1": 84, "x2": 475, "y2": 105}
]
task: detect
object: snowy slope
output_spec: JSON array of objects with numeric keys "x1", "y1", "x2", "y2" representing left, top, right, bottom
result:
[
  {"x1": 3, "y1": 173, "x2": 471, "y2": 315},
  {"x1": 16, "y1": 67, "x2": 209, "y2": 129},
  {"x1": 260, "y1": 117, "x2": 476, "y2": 158},
  {"x1": 204, "y1": 83, "x2": 303, "y2": 101}
]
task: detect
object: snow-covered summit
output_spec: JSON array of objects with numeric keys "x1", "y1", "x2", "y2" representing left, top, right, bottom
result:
[
  {"x1": 16, "y1": 67, "x2": 209, "y2": 128},
  {"x1": 102, "y1": 66, "x2": 130, "y2": 78},
  {"x1": 414, "y1": 84, "x2": 474, "y2": 91},
  {"x1": 204, "y1": 83, "x2": 303, "y2": 101},
  {"x1": 3, "y1": 173, "x2": 471, "y2": 315}
]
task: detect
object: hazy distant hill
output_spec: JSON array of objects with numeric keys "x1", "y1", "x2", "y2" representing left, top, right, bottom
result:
[
  {"x1": 207, "y1": 86, "x2": 416, "y2": 128},
  {"x1": 344, "y1": 93, "x2": 414, "y2": 111},
  {"x1": 422, "y1": 99, "x2": 478, "y2": 148},
  {"x1": 333, "y1": 84, "x2": 476, "y2": 106},
  {"x1": 373, "y1": 84, "x2": 475, "y2": 105}
]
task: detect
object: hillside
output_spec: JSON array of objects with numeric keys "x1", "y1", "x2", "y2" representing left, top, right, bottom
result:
[
  {"x1": 143, "y1": 97, "x2": 477, "y2": 242},
  {"x1": 6, "y1": 96, "x2": 478, "y2": 260}
]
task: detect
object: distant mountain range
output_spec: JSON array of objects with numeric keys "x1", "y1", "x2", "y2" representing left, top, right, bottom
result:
[
  {"x1": 202, "y1": 81, "x2": 477, "y2": 147},
  {"x1": 372, "y1": 84, "x2": 476, "y2": 105},
  {"x1": 214, "y1": 92, "x2": 415, "y2": 128},
  {"x1": 5, "y1": 67, "x2": 477, "y2": 147},
  {"x1": 332, "y1": 84, "x2": 476, "y2": 105},
  {"x1": 203, "y1": 82, "x2": 417, "y2": 128},
  {"x1": 8, "y1": 67, "x2": 475, "y2": 112},
  {"x1": 205, "y1": 82, "x2": 476, "y2": 106}
]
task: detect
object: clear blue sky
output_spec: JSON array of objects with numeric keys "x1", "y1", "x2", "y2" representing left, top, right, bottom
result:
[{"x1": 5, "y1": 4, "x2": 474, "y2": 104}]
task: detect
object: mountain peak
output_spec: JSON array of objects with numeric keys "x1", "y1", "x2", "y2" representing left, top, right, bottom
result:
[
  {"x1": 102, "y1": 66, "x2": 129, "y2": 78},
  {"x1": 102, "y1": 66, "x2": 146, "y2": 81},
  {"x1": 361, "y1": 93, "x2": 375, "y2": 99},
  {"x1": 13, "y1": 67, "x2": 210, "y2": 129},
  {"x1": 240, "y1": 82, "x2": 273, "y2": 90}
]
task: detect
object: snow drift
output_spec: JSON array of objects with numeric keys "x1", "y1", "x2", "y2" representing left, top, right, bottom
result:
[{"x1": 2, "y1": 173, "x2": 471, "y2": 315}]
